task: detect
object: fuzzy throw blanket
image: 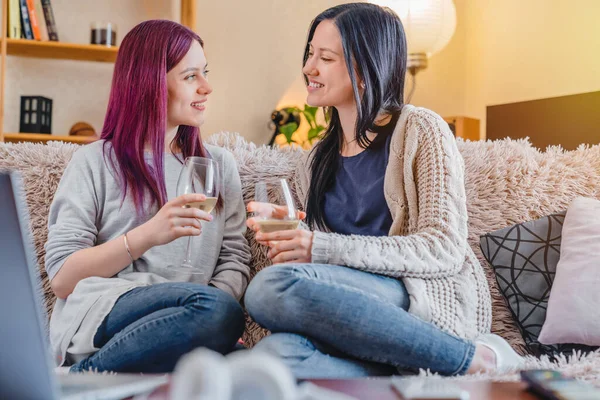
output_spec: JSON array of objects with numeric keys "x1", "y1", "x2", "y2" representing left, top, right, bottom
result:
[{"x1": 2, "y1": 133, "x2": 600, "y2": 380}]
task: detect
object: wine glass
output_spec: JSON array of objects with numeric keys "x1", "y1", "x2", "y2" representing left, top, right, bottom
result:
[
  {"x1": 173, "y1": 156, "x2": 220, "y2": 274},
  {"x1": 253, "y1": 179, "x2": 299, "y2": 238}
]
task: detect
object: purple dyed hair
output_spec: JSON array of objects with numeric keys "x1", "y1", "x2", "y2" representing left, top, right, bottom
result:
[{"x1": 101, "y1": 19, "x2": 208, "y2": 212}]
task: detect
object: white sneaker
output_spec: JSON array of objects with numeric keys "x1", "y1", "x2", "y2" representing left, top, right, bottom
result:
[{"x1": 475, "y1": 333, "x2": 524, "y2": 372}]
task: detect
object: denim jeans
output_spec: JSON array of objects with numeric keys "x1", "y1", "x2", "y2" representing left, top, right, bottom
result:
[
  {"x1": 244, "y1": 264, "x2": 475, "y2": 378},
  {"x1": 70, "y1": 282, "x2": 245, "y2": 373}
]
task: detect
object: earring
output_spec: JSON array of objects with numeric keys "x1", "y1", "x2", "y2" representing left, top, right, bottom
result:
[{"x1": 360, "y1": 82, "x2": 366, "y2": 89}]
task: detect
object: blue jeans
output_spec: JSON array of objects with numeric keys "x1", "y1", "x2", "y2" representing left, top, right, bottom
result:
[
  {"x1": 70, "y1": 282, "x2": 245, "y2": 373},
  {"x1": 244, "y1": 264, "x2": 475, "y2": 378}
]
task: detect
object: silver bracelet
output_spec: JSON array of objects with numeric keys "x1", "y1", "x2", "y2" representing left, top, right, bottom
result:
[{"x1": 123, "y1": 233, "x2": 135, "y2": 263}]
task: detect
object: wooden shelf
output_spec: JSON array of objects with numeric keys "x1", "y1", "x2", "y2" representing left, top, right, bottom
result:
[
  {"x1": 0, "y1": 0, "x2": 197, "y2": 143},
  {"x1": 3, "y1": 39, "x2": 118, "y2": 63},
  {"x1": 3, "y1": 133, "x2": 98, "y2": 144}
]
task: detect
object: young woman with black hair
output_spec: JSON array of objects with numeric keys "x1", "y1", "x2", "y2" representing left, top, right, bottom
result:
[{"x1": 244, "y1": 3, "x2": 523, "y2": 378}]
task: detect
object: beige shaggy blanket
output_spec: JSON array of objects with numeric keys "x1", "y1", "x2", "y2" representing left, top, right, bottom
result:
[{"x1": 1, "y1": 133, "x2": 600, "y2": 379}]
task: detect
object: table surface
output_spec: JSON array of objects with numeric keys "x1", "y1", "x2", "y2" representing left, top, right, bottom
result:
[
  {"x1": 309, "y1": 379, "x2": 539, "y2": 399},
  {"x1": 144, "y1": 378, "x2": 540, "y2": 400}
]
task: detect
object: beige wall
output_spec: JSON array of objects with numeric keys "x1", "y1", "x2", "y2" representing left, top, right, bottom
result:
[
  {"x1": 374, "y1": 0, "x2": 600, "y2": 139},
  {"x1": 197, "y1": 0, "x2": 469, "y2": 144},
  {"x1": 4, "y1": 1, "x2": 598, "y2": 142},
  {"x1": 196, "y1": 0, "x2": 353, "y2": 144},
  {"x1": 2, "y1": 0, "x2": 174, "y2": 136},
  {"x1": 463, "y1": 0, "x2": 600, "y2": 138},
  {"x1": 408, "y1": 0, "x2": 467, "y2": 119}
]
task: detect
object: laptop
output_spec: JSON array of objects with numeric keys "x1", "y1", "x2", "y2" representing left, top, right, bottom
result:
[{"x1": 0, "y1": 172, "x2": 168, "y2": 400}]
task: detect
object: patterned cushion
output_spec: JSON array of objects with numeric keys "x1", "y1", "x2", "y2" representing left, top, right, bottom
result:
[{"x1": 480, "y1": 213, "x2": 598, "y2": 358}]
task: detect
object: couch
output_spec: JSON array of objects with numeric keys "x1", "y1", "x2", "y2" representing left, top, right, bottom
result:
[{"x1": 2, "y1": 132, "x2": 600, "y2": 365}]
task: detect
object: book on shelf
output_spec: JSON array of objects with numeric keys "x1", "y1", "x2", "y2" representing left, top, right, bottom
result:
[
  {"x1": 8, "y1": 0, "x2": 22, "y2": 38},
  {"x1": 8, "y1": 0, "x2": 59, "y2": 41},
  {"x1": 41, "y1": 0, "x2": 59, "y2": 41},
  {"x1": 32, "y1": 0, "x2": 50, "y2": 41},
  {"x1": 25, "y1": 0, "x2": 42, "y2": 40},
  {"x1": 19, "y1": 0, "x2": 33, "y2": 39}
]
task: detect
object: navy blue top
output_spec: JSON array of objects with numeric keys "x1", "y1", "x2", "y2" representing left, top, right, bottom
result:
[{"x1": 323, "y1": 135, "x2": 393, "y2": 236}]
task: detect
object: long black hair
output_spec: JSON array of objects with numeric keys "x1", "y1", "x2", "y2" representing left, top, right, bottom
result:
[{"x1": 304, "y1": 3, "x2": 408, "y2": 230}]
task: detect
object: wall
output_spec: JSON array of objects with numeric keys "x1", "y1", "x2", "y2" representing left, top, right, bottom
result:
[
  {"x1": 3, "y1": 1, "x2": 598, "y2": 143},
  {"x1": 198, "y1": 0, "x2": 600, "y2": 142},
  {"x1": 356, "y1": 0, "x2": 600, "y2": 140},
  {"x1": 407, "y1": 0, "x2": 467, "y2": 120},
  {"x1": 464, "y1": 0, "x2": 600, "y2": 138},
  {"x1": 196, "y1": 0, "x2": 356, "y2": 144},
  {"x1": 2, "y1": 0, "x2": 174, "y2": 136},
  {"x1": 197, "y1": 0, "x2": 468, "y2": 144}
]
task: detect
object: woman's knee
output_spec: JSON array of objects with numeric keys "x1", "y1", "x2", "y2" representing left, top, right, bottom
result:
[
  {"x1": 245, "y1": 267, "x2": 282, "y2": 315},
  {"x1": 244, "y1": 265, "x2": 306, "y2": 325},
  {"x1": 187, "y1": 286, "x2": 245, "y2": 339}
]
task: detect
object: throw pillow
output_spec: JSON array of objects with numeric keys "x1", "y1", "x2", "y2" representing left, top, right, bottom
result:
[
  {"x1": 480, "y1": 212, "x2": 597, "y2": 357},
  {"x1": 538, "y1": 197, "x2": 600, "y2": 346}
]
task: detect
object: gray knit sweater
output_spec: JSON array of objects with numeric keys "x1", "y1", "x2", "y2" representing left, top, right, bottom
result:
[
  {"x1": 295, "y1": 105, "x2": 492, "y2": 339},
  {"x1": 45, "y1": 140, "x2": 250, "y2": 366}
]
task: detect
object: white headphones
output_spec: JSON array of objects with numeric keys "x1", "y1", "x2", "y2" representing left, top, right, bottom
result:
[{"x1": 170, "y1": 348, "x2": 357, "y2": 400}]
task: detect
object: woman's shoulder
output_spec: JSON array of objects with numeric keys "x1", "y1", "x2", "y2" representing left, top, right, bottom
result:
[
  {"x1": 68, "y1": 139, "x2": 109, "y2": 168},
  {"x1": 400, "y1": 105, "x2": 448, "y2": 131},
  {"x1": 204, "y1": 144, "x2": 238, "y2": 175},
  {"x1": 205, "y1": 143, "x2": 234, "y2": 162},
  {"x1": 57, "y1": 140, "x2": 112, "y2": 190},
  {"x1": 393, "y1": 105, "x2": 454, "y2": 145}
]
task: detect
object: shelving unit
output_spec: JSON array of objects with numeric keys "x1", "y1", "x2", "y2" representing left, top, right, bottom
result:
[
  {"x1": 3, "y1": 38, "x2": 119, "y2": 62},
  {"x1": 3, "y1": 132, "x2": 97, "y2": 144},
  {"x1": 0, "y1": 0, "x2": 197, "y2": 144}
]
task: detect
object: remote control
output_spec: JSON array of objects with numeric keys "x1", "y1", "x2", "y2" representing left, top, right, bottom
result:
[{"x1": 520, "y1": 370, "x2": 600, "y2": 400}]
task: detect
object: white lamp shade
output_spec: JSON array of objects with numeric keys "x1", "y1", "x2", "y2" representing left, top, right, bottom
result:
[{"x1": 371, "y1": 0, "x2": 456, "y2": 56}]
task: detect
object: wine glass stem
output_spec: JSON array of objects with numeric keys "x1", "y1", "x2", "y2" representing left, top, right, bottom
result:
[{"x1": 183, "y1": 236, "x2": 193, "y2": 266}]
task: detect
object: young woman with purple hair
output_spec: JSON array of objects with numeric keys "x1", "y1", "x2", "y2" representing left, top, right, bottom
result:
[{"x1": 44, "y1": 20, "x2": 250, "y2": 373}]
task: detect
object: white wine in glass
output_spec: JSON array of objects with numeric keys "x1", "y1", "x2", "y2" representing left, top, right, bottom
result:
[
  {"x1": 254, "y1": 179, "x2": 298, "y2": 236},
  {"x1": 184, "y1": 197, "x2": 218, "y2": 214},
  {"x1": 255, "y1": 219, "x2": 300, "y2": 233},
  {"x1": 174, "y1": 156, "x2": 221, "y2": 274}
]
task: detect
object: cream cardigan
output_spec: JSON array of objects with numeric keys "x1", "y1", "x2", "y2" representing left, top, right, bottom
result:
[{"x1": 295, "y1": 105, "x2": 492, "y2": 339}]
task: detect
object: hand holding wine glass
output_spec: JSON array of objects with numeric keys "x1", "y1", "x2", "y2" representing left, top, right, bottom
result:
[
  {"x1": 143, "y1": 193, "x2": 212, "y2": 247},
  {"x1": 246, "y1": 179, "x2": 312, "y2": 263},
  {"x1": 247, "y1": 179, "x2": 301, "y2": 235},
  {"x1": 173, "y1": 156, "x2": 221, "y2": 273}
]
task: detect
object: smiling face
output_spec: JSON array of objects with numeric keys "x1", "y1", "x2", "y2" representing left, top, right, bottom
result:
[
  {"x1": 302, "y1": 20, "x2": 356, "y2": 109},
  {"x1": 166, "y1": 40, "x2": 212, "y2": 129}
]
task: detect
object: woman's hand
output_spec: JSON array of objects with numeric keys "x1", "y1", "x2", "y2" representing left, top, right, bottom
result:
[
  {"x1": 246, "y1": 201, "x2": 306, "y2": 246},
  {"x1": 256, "y1": 229, "x2": 314, "y2": 264},
  {"x1": 142, "y1": 193, "x2": 213, "y2": 247},
  {"x1": 246, "y1": 201, "x2": 312, "y2": 263}
]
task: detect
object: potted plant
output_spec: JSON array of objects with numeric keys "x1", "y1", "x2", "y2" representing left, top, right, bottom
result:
[{"x1": 275, "y1": 105, "x2": 327, "y2": 148}]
